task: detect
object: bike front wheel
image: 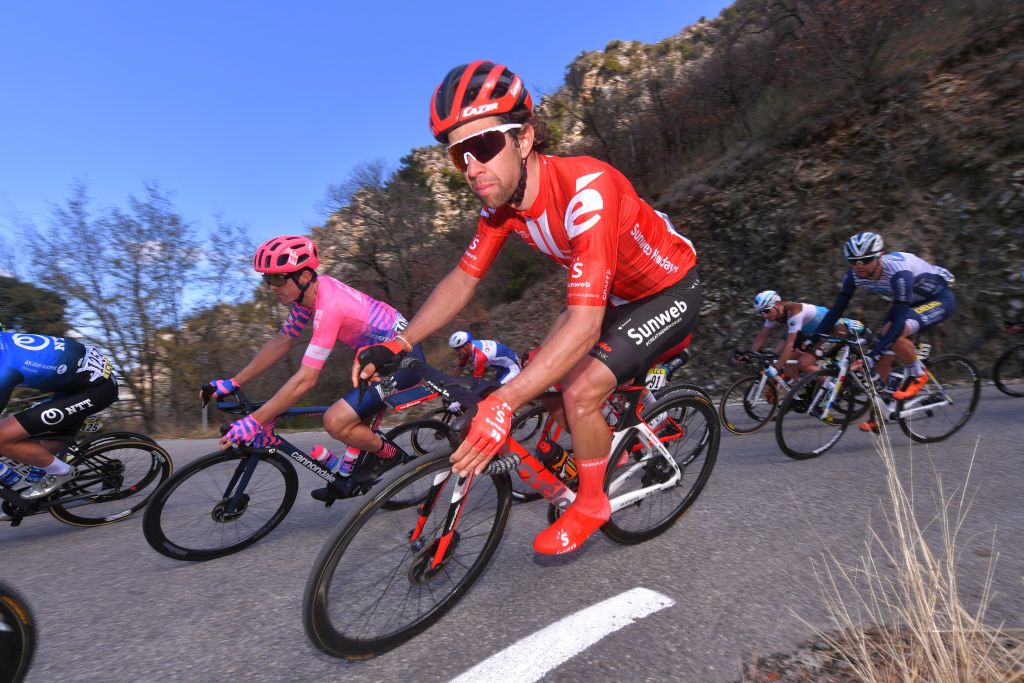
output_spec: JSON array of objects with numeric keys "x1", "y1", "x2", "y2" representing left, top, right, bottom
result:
[
  {"x1": 601, "y1": 393, "x2": 719, "y2": 544},
  {"x1": 774, "y1": 369, "x2": 853, "y2": 460},
  {"x1": 719, "y1": 374, "x2": 778, "y2": 435},
  {"x1": 0, "y1": 581, "x2": 35, "y2": 683},
  {"x1": 993, "y1": 344, "x2": 1024, "y2": 397},
  {"x1": 304, "y1": 450, "x2": 511, "y2": 659},
  {"x1": 409, "y1": 409, "x2": 456, "y2": 454},
  {"x1": 49, "y1": 434, "x2": 173, "y2": 526},
  {"x1": 142, "y1": 449, "x2": 298, "y2": 561},
  {"x1": 898, "y1": 354, "x2": 981, "y2": 443}
]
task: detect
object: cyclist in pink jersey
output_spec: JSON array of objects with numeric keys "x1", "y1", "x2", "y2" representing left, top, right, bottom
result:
[
  {"x1": 355, "y1": 61, "x2": 702, "y2": 555},
  {"x1": 206, "y1": 235, "x2": 424, "y2": 501}
]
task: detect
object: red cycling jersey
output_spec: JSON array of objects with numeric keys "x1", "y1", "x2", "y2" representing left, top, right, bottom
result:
[{"x1": 458, "y1": 155, "x2": 697, "y2": 306}]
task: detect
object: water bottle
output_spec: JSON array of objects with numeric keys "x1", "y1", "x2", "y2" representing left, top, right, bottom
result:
[
  {"x1": 310, "y1": 444, "x2": 342, "y2": 474},
  {"x1": 339, "y1": 447, "x2": 361, "y2": 477},
  {"x1": 916, "y1": 342, "x2": 931, "y2": 361},
  {"x1": 765, "y1": 365, "x2": 780, "y2": 380},
  {"x1": 0, "y1": 462, "x2": 24, "y2": 487},
  {"x1": 25, "y1": 467, "x2": 46, "y2": 484},
  {"x1": 886, "y1": 372, "x2": 903, "y2": 394}
]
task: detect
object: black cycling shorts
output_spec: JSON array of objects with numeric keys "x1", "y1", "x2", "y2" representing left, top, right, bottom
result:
[
  {"x1": 13, "y1": 376, "x2": 119, "y2": 436},
  {"x1": 589, "y1": 269, "x2": 702, "y2": 384}
]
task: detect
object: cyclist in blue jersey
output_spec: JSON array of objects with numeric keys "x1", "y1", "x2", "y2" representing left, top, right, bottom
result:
[
  {"x1": 0, "y1": 332, "x2": 118, "y2": 499},
  {"x1": 448, "y1": 331, "x2": 521, "y2": 385},
  {"x1": 748, "y1": 290, "x2": 865, "y2": 379},
  {"x1": 816, "y1": 232, "x2": 955, "y2": 431}
]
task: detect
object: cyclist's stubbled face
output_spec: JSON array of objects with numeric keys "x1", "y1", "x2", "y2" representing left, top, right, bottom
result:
[
  {"x1": 449, "y1": 116, "x2": 528, "y2": 209},
  {"x1": 852, "y1": 255, "x2": 883, "y2": 279},
  {"x1": 268, "y1": 276, "x2": 301, "y2": 306}
]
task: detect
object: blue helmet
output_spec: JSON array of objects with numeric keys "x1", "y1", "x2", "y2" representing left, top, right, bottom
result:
[{"x1": 843, "y1": 232, "x2": 884, "y2": 261}]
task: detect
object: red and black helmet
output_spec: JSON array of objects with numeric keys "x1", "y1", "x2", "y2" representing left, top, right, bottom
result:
[
  {"x1": 429, "y1": 61, "x2": 533, "y2": 144},
  {"x1": 253, "y1": 235, "x2": 319, "y2": 274}
]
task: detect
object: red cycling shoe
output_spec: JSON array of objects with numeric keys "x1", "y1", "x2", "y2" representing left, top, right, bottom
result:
[
  {"x1": 533, "y1": 500, "x2": 610, "y2": 555},
  {"x1": 893, "y1": 373, "x2": 928, "y2": 400}
]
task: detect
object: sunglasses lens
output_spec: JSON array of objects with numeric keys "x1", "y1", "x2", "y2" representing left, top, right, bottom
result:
[
  {"x1": 262, "y1": 274, "x2": 288, "y2": 287},
  {"x1": 448, "y1": 130, "x2": 509, "y2": 172}
]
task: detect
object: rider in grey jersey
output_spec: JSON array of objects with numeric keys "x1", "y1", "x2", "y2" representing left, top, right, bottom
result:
[{"x1": 817, "y1": 232, "x2": 955, "y2": 431}]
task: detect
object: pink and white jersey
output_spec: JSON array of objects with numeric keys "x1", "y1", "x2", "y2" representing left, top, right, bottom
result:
[{"x1": 278, "y1": 276, "x2": 406, "y2": 369}]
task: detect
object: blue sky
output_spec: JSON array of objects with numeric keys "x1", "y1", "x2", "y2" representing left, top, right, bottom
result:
[{"x1": 0, "y1": 1, "x2": 730, "y2": 248}]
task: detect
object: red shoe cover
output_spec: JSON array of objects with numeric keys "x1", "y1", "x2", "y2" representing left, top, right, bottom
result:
[{"x1": 533, "y1": 500, "x2": 610, "y2": 555}]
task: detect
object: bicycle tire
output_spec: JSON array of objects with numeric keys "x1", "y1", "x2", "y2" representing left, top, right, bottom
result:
[
  {"x1": 898, "y1": 354, "x2": 981, "y2": 443},
  {"x1": 600, "y1": 393, "x2": 719, "y2": 544},
  {"x1": 49, "y1": 435, "x2": 173, "y2": 526},
  {"x1": 718, "y1": 374, "x2": 778, "y2": 435},
  {"x1": 0, "y1": 581, "x2": 34, "y2": 683},
  {"x1": 774, "y1": 368, "x2": 853, "y2": 460},
  {"x1": 142, "y1": 449, "x2": 298, "y2": 561},
  {"x1": 381, "y1": 419, "x2": 456, "y2": 510},
  {"x1": 409, "y1": 409, "x2": 456, "y2": 454},
  {"x1": 993, "y1": 343, "x2": 1024, "y2": 397},
  {"x1": 655, "y1": 381, "x2": 712, "y2": 402},
  {"x1": 303, "y1": 450, "x2": 511, "y2": 659}
]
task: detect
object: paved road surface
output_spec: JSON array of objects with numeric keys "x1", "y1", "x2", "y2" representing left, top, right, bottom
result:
[{"x1": 2, "y1": 388, "x2": 1021, "y2": 682}]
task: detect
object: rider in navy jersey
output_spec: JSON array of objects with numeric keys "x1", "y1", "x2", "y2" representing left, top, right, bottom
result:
[
  {"x1": 816, "y1": 232, "x2": 955, "y2": 430},
  {"x1": 0, "y1": 331, "x2": 119, "y2": 498}
]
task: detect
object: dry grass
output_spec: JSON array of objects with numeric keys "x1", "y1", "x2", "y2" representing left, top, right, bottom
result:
[{"x1": 801, "y1": 389, "x2": 1024, "y2": 682}]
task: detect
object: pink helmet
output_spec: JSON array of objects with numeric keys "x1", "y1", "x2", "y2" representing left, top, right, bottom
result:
[{"x1": 253, "y1": 235, "x2": 319, "y2": 274}]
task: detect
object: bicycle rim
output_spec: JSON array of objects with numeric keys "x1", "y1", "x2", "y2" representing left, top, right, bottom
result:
[
  {"x1": 382, "y1": 419, "x2": 455, "y2": 510},
  {"x1": 49, "y1": 437, "x2": 173, "y2": 526},
  {"x1": 775, "y1": 369, "x2": 851, "y2": 460},
  {"x1": 898, "y1": 354, "x2": 981, "y2": 443},
  {"x1": 601, "y1": 394, "x2": 719, "y2": 544},
  {"x1": 304, "y1": 451, "x2": 511, "y2": 659},
  {"x1": 719, "y1": 374, "x2": 777, "y2": 435},
  {"x1": 0, "y1": 581, "x2": 35, "y2": 683},
  {"x1": 142, "y1": 450, "x2": 297, "y2": 561},
  {"x1": 993, "y1": 344, "x2": 1024, "y2": 397}
]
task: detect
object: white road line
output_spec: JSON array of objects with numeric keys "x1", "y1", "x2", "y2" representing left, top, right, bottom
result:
[{"x1": 450, "y1": 587, "x2": 675, "y2": 683}]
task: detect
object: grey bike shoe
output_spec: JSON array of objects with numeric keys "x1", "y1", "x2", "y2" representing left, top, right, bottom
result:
[{"x1": 22, "y1": 467, "x2": 77, "y2": 500}]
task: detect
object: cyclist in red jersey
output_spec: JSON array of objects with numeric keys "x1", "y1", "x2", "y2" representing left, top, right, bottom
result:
[{"x1": 354, "y1": 61, "x2": 701, "y2": 554}]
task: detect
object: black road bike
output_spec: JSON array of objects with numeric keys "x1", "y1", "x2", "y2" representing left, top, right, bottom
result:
[
  {"x1": 142, "y1": 390, "x2": 454, "y2": 561},
  {"x1": 993, "y1": 320, "x2": 1024, "y2": 397},
  {"x1": 0, "y1": 426, "x2": 172, "y2": 528}
]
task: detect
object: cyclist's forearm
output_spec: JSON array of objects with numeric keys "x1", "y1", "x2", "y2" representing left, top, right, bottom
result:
[
  {"x1": 872, "y1": 304, "x2": 910, "y2": 355},
  {"x1": 234, "y1": 334, "x2": 294, "y2": 385},
  {"x1": 401, "y1": 268, "x2": 480, "y2": 345},
  {"x1": 750, "y1": 327, "x2": 770, "y2": 352},
  {"x1": 495, "y1": 306, "x2": 603, "y2": 410},
  {"x1": 251, "y1": 364, "x2": 319, "y2": 424},
  {"x1": 816, "y1": 292, "x2": 852, "y2": 336},
  {"x1": 776, "y1": 335, "x2": 797, "y2": 365}
]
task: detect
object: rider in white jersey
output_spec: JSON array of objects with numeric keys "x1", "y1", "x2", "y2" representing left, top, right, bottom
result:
[{"x1": 749, "y1": 290, "x2": 863, "y2": 378}]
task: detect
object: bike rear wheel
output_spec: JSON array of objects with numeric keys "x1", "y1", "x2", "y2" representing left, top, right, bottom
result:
[
  {"x1": 774, "y1": 369, "x2": 853, "y2": 460},
  {"x1": 719, "y1": 374, "x2": 777, "y2": 435},
  {"x1": 0, "y1": 581, "x2": 34, "y2": 683},
  {"x1": 993, "y1": 344, "x2": 1024, "y2": 397},
  {"x1": 601, "y1": 393, "x2": 719, "y2": 544},
  {"x1": 304, "y1": 450, "x2": 511, "y2": 659},
  {"x1": 898, "y1": 354, "x2": 981, "y2": 443},
  {"x1": 142, "y1": 449, "x2": 298, "y2": 561},
  {"x1": 409, "y1": 409, "x2": 456, "y2": 454},
  {"x1": 49, "y1": 435, "x2": 173, "y2": 526}
]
